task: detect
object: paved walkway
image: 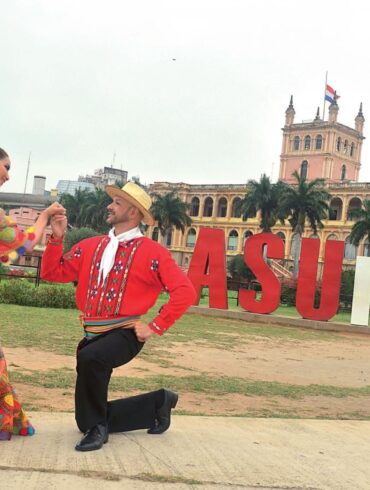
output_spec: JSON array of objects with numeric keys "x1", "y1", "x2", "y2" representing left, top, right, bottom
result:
[{"x1": 1, "y1": 412, "x2": 370, "y2": 489}]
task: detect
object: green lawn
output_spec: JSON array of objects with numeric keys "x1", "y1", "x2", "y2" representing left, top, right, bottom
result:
[
  {"x1": 1, "y1": 299, "x2": 369, "y2": 419},
  {"x1": 0, "y1": 298, "x2": 344, "y2": 357}
]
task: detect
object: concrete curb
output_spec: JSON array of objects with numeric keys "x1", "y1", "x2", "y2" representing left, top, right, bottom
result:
[
  {"x1": 188, "y1": 305, "x2": 370, "y2": 335},
  {"x1": 1, "y1": 413, "x2": 370, "y2": 489}
]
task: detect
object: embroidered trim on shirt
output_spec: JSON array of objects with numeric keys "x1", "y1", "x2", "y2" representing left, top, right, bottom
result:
[
  {"x1": 84, "y1": 237, "x2": 109, "y2": 314},
  {"x1": 48, "y1": 235, "x2": 64, "y2": 245},
  {"x1": 114, "y1": 239, "x2": 143, "y2": 315},
  {"x1": 149, "y1": 320, "x2": 162, "y2": 334}
]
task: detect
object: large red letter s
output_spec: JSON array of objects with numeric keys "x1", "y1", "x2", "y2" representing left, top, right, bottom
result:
[
  {"x1": 187, "y1": 227, "x2": 228, "y2": 309},
  {"x1": 239, "y1": 233, "x2": 284, "y2": 314}
]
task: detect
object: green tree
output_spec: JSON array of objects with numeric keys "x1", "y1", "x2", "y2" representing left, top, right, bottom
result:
[
  {"x1": 227, "y1": 254, "x2": 255, "y2": 282},
  {"x1": 340, "y1": 269, "x2": 355, "y2": 310},
  {"x1": 150, "y1": 191, "x2": 192, "y2": 246},
  {"x1": 280, "y1": 171, "x2": 331, "y2": 275},
  {"x1": 80, "y1": 188, "x2": 111, "y2": 233},
  {"x1": 59, "y1": 189, "x2": 92, "y2": 227},
  {"x1": 63, "y1": 227, "x2": 100, "y2": 253},
  {"x1": 348, "y1": 199, "x2": 370, "y2": 256},
  {"x1": 239, "y1": 174, "x2": 286, "y2": 232}
]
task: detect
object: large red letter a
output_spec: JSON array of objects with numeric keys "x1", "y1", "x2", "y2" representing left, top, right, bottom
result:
[{"x1": 187, "y1": 227, "x2": 228, "y2": 309}]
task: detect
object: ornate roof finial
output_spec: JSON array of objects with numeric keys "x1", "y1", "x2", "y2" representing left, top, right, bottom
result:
[
  {"x1": 358, "y1": 102, "x2": 363, "y2": 117},
  {"x1": 285, "y1": 95, "x2": 295, "y2": 126},
  {"x1": 314, "y1": 107, "x2": 320, "y2": 121}
]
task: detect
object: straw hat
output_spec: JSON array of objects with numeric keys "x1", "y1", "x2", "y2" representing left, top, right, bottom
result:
[{"x1": 105, "y1": 182, "x2": 155, "y2": 226}]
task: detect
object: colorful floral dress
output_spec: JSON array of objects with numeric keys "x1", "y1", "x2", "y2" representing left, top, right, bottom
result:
[
  {"x1": 0, "y1": 343, "x2": 35, "y2": 440},
  {"x1": 0, "y1": 208, "x2": 35, "y2": 439}
]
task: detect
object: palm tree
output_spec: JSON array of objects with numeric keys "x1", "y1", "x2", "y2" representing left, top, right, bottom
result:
[
  {"x1": 80, "y1": 188, "x2": 111, "y2": 233},
  {"x1": 150, "y1": 191, "x2": 192, "y2": 246},
  {"x1": 239, "y1": 174, "x2": 286, "y2": 232},
  {"x1": 280, "y1": 171, "x2": 331, "y2": 274},
  {"x1": 348, "y1": 199, "x2": 370, "y2": 256},
  {"x1": 59, "y1": 189, "x2": 92, "y2": 227}
]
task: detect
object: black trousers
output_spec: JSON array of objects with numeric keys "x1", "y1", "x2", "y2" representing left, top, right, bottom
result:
[{"x1": 75, "y1": 328, "x2": 158, "y2": 433}]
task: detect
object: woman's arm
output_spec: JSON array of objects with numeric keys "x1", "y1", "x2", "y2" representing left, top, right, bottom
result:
[{"x1": 29, "y1": 202, "x2": 66, "y2": 250}]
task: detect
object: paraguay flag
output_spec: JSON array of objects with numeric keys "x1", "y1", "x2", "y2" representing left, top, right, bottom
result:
[{"x1": 325, "y1": 84, "x2": 340, "y2": 103}]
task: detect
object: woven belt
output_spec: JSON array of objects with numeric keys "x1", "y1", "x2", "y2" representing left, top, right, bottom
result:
[{"x1": 81, "y1": 316, "x2": 140, "y2": 337}]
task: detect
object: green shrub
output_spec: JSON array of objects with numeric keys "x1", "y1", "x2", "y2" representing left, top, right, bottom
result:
[
  {"x1": 340, "y1": 269, "x2": 355, "y2": 310},
  {"x1": 280, "y1": 284, "x2": 297, "y2": 306},
  {"x1": 64, "y1": 227, "x2": 99, "y2": 253},
  {"x1": 0, "y1": 279, "x2": 36, "y2": 306},
  {"x1": 33, "y1": 284, "x2": 76, "y2": 308},
  {"x1": 0, "y1": 280, "x2": 76, "y2": 309}
]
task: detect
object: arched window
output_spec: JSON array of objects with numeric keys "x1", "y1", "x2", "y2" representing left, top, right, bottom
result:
[
  {"x1": 344, "y1": 237, "x2": 357, "y2": 260},
  {"x1": 350, "y1": 142, "x2": 355, "y2": 157},
  {"x1": 203, "y1": 197, "x2": 214, "y2": 217},
  {"x1": 293, "y1": 136, "x2": 300, "y2": 151},
  {"x1": 231, "y1": 197, "x2": 242, "y2": 218},
  {"x1": 344, "y1": 140, "x2": 348, "y2": 154},
  {"x1": 300, "y1": 160, "x2": 308, "y2": 179},
  {"x1": 186, "y1": 228, "x2": 196, "y2": 248},
  {"x1": 217, "y1": 197, "x2": 228, "y2": 217},
  {"x1": 227, "y1": 230, "x2": 239, "y2": 251},
  {"x1": 190, "y1": 197, "x2": 200, "y2": 217},
  {"x1": 304, "y1": 135, "x2": 311, "y2": 150},
  {"x1": 316, "y1": 135, "x2": 322, "y2": 150},
  {"x1": 341, "y1": 165, "x2": 346, "y2": 181},
  {"x1": 329, "y1": 197, "x2": 343, "y2": 220},
  {"x1": 152, "y1": 227, "x2": 159, "y2": 241},
  {"x1": 327, "y1": 234, "x2": 339, "y2": 241},
  {"x1": 336, "y1": 137, "x2": 341, "y2": 152},
  {"x1": 347, "y1": 197, "x2": 362, "y2": 221},
  {"x1": 243, "y1": 230, "x2": 253, "y2": 247},
  {"x1": 309, "y1": 233, "x2": 319, "y2": 239}
]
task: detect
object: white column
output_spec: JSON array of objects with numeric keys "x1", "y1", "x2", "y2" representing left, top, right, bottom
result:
[{"x1": 351, "y1": 256, "x2": 370, "y2": 326}]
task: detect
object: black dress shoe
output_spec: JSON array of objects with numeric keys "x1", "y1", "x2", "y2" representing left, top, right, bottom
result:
[
  {"x1": 75, "y1": 424, "x2": 108, "y2": 452},
  {"x1": 148, "y1": 389, "x2": 178, "y2": 435}
]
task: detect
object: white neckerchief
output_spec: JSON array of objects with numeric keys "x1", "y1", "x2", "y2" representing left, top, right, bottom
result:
[{"x1": 98, "y1": 226, "x2": 143, "y2": 285}]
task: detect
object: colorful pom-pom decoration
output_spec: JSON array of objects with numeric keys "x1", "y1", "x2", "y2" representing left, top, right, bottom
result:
[{"x1": 0, "y1": 210, "x2": 36, "y2": 264}]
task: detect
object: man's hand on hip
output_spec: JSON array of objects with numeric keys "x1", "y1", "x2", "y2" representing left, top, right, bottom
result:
[{"x1": 133, "y1": 321, "x2": 155, "y2": 342}]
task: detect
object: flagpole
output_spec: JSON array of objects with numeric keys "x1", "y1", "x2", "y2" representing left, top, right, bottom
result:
[
  {"x1": 21, "y1": 152, "x2": 31, "y2": 205},
  {"x1": 23, "y1": 152, "x2": 31, "y2": 194},
  {"x1": 322, "y1": 71, "x2": 328, "y2": 120}
]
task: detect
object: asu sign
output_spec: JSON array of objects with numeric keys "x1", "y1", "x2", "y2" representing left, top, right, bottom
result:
[{"x1": 187, "y1": 228, "x2": 370, "y2": 326}]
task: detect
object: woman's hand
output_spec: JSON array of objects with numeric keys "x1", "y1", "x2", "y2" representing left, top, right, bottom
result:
[{"x1": 44, "y1": 202, "x2": 66, "y2": 218}]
